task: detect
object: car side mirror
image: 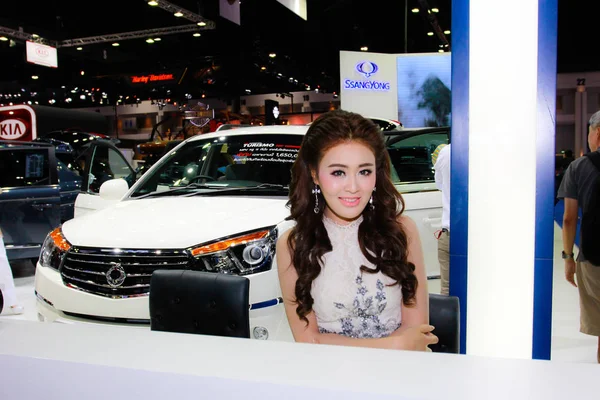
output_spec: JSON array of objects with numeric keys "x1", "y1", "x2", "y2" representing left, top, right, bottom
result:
[{"x1": 99, "y1": 178, "x2": 129, "y2": 201}]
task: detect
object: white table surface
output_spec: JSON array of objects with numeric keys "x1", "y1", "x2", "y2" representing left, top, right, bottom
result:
[{"x1": 0, "y1": 319, "x2": 597, "y2": 399}]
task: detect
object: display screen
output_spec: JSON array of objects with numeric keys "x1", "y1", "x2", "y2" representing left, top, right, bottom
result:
[{"x1": 396, "y1": 53, "x2": 451, "y2": 128}]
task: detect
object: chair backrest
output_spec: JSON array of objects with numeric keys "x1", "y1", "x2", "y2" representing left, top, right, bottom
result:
[
  {"x1": 429, "y1": 293, "x2": 460, "y2": 353},
  {"x1": 149, "y1": 270, "x2": 250, "y2": 338}
]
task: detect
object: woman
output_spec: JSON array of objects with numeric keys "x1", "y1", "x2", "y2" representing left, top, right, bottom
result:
[{"x1": 277, "y1": 110, "x2": 437, "y2": 351}]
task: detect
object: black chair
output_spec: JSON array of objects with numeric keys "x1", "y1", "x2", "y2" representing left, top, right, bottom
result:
[
  {"x1": 429, "y1": 293, "x2": 460, "y2": 353},
  {"x1": 149, "y1": 270, "x2": 250, "y2": 338}
]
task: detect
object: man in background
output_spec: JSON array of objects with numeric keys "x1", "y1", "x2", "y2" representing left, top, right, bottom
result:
[
  {"x1": 0, "y1": 228, "x2": 24, "y2": 315},
  {"x1": 433, "y1": 143, "x2": 450, "y2": 296},
  {"x1": 558, "y1": 110, "x2": 600, "y2": 363}
]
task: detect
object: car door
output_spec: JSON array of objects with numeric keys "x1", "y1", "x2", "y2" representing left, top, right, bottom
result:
[
  {"x1": 0, "y1": 141, "x2": 61, "y2": 261},
  {"x1": 386, "y1": 128, "x2": 450, "y2": 279},
  {"x1": 74, "y1": 140, "x2": 136, "y2": 218}
]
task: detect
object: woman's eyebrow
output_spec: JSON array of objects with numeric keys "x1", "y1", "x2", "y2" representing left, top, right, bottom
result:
[{"x1": 327, "y1": 162, "x2": 374, "y2": 168}]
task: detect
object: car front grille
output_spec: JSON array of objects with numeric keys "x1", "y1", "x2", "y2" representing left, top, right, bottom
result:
[{"x1": 60, "y1": 247, "x2": 191, "y2": 298}]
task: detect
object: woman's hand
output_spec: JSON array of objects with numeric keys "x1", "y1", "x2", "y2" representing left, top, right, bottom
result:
[{"x1": 389, "y1": 324, "x2": 438, "y2": 351}]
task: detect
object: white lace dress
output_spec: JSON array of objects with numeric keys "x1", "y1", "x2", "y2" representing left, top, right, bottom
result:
[{"x1": 311, "y1": 215, "x2": 403, "y2": 338}]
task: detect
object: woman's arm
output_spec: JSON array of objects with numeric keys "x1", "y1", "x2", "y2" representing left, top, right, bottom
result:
[
  {"x1": 396, "y1": 215, "x2": 430, "y2": 328},
  {"x1": 276, "y1": 230, "x2": 430, "y2": 350}
]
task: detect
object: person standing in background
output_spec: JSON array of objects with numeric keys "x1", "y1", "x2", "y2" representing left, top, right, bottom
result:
[
  {"x1": 557, "y1": 110, "x2": 600, "y2": 363},
  {"x1": 0, "y1": 228, "x2": 24, "y2": 315},
  {"x1": 433, "y1": 143, "x2": 450, "y2": 296}
]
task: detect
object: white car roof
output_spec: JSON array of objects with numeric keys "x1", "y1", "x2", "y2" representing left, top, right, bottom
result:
[{"x1": 187, "y1": 125, "x2": 308, "y2": 143}]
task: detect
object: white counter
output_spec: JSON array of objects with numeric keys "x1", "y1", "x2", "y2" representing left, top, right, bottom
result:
[{"x1": 0, "y1": 319, "x2": 597, "y2": 399}]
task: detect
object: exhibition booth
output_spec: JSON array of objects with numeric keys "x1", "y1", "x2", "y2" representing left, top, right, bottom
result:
[{"x1": 2, "y1": 0, "x2": 599, "y2": 399}]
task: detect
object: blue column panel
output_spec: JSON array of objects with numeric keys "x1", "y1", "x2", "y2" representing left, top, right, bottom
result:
[
  {"x1": 533, "y1": 0, "x2": 558, "y2": 360},
  {"x1": 450, "y1": 0, "x2": 469, "y2": 354}
]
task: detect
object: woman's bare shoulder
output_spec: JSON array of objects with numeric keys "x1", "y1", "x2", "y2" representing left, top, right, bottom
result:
[
  {"x1": 276, "y1": 226, "x2": 293, "y2": 249},
  {"x1": 397, "y1": 214, "x2": 417, "y2": 231}
]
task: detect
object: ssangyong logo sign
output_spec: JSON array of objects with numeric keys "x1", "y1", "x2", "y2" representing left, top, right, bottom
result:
[
  {"x1": 356, "y1": 61, "x2": 379, "y2": 78},
  {"x1": 343, "y1": 61, "x2": 391, "y2": 92},
  {"x1": 0, "y1": 118, "x2": 28, "y2": 140}
]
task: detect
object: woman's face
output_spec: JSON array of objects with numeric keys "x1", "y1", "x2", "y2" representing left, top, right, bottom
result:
[{"x1": 313, "y1": 140, "x2": 376, "y2": 225}]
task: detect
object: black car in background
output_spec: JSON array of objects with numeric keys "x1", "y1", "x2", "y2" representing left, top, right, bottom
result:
[
  {"x1": 0, "y1": 140, "x2": 61, "y2": 262},
  {"x1": 0, "y1": 136, "x2": 136, "y2": 262}
]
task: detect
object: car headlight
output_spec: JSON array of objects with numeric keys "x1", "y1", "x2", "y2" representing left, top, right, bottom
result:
[
  {"x1": 39, "y1": 227, "x2": 71, "y2": 271},
  {"x1": 189, "y1": 226, "x2": 277, "y2": 275}
]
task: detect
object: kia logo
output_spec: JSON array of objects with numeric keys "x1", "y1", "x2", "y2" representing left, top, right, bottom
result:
[
  {"x1": 356, "y1": 61, "x2": 379, "y2": 78},
  {"x1": 0, "y1": 119, "x2": 28, "y2": 140},
  {"x1": 35, "y1": 47, "x2": 49, "y2": 57}
]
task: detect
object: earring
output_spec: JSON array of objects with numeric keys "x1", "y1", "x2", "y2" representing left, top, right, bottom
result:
[
  {"x1": 370, "y1": 187, "x2": 376, "y2": 210},
  {"x1": 312, "y1": 185, "x2": 321, "y2": 214}
]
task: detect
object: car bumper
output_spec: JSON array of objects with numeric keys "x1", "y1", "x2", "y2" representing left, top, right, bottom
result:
[{"x1": 34, "y1": 263, "x2": 293, "y2": 341}]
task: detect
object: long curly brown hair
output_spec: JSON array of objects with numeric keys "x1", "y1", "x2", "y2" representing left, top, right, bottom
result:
[{"x1": 286, "y1": 110, "x2": 417, "y2": 324}]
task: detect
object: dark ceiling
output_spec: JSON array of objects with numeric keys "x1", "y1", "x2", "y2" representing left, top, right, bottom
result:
[{"x1": 0, "y1": 0, "x2": 596, "y2": 109}]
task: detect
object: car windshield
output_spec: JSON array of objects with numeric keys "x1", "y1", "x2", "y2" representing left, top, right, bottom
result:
[{"x1": 130, "y1": 133, "x2": 301, "y2": 198}]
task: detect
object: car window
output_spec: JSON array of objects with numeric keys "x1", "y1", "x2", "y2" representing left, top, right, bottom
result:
[
  {"x1": 386, "y1": 131, "x2": 449, "y2": 184},
  {"x1": 131, "y1": 134, "x2": 302, "y2": 197},
  {"x1": 56, "y1": 152, "x2": 83, "y2": 177},
  {"x1": 0, "y1": 148, "x2": 51, "y2": 188},
  {"x1": 87, "y1": 146, "x2": 135, "y2": 193}
]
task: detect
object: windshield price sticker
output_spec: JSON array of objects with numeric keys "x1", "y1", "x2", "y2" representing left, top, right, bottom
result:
[
  {"x1": 26, "y1": 153, "x2": 44, "y2": 178},
  {"x1": 237, "y1": 142, "x2": 299, "y2": 163}
]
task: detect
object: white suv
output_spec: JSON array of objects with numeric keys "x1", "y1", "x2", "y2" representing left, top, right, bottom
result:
[{"x1": 35, "y1": 124, "x2": 448, "y2": 341}]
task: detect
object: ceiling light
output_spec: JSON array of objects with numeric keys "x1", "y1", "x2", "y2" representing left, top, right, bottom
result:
[
  {"x1": 174, "y1": 11, "x2": 184, "y2": 17},
  {"x1": 31, "y1": 34, "x2": 39, "y2": 38},
  {"x1": 360, "y1": 46, "x2": 368, "y2": 51},
  {"x1": 146, "y1": 38, "x2": 155, "y2": 43},
  {"x1": 427, "y1": 32, "x2": 434, "y2": 36},
  {"x1": 411, "y1": 8, "x2": 419, "y2": 13},
  {"x1": 269, "y1": 53, "x2": 276, "y2": 58},
  {"x1": 148, "y1": 0, "x2": 158, "y2": 5},
  {"x1": 0, "y1": 36, "x2": 8, "y2": 41},
  {"x1": 444, "y1": 30, "x2": 451, "y2": 35},
  {"x1": 154, "y1": 37, "x2": 161, "y2": 41},
  {"x1": 76, "y1": 46, "x2": 83, "y2": 50},
  {"x1": 432, "y1": 8, "x2": 439, "y2": 13},
  {"x1": 439, "y1": 49, "x2": 444, "y2": 53},
  {"x1": 112, "y1": 42, "x2": 120, "y2": 47},
  {"x1": 32, "y1": 75, "x2": 39, "y2": 80},
  {"x1": 80, "y1": 70, "x2": 85, "y2": 76},
  {"x1": 197, "y1": 21, "x2": 207, "y2": 26},
  {"x1": 193, "y1": 33, "x2": 201, "y2": 37}
]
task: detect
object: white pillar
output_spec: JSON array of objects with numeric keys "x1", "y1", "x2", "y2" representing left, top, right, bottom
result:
[
  {"x1": 451, "y1": 0, "x2": 557, "y2": 359},
  {"x1": 575, "y1": 83, "x2": 587, "y2": 156}
]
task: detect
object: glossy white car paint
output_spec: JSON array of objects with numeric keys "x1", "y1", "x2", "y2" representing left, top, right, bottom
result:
[
  {"x1": 65, "y1": 197, "x2": 289, "y2": 249},
  {"x1": 36, "y1": 125, "x2": 443, "y2": 341}
]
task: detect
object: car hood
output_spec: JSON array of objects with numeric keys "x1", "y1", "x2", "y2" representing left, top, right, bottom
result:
[{"x1": 62, "y1": 196, "x2": 289, "y2": 249}]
